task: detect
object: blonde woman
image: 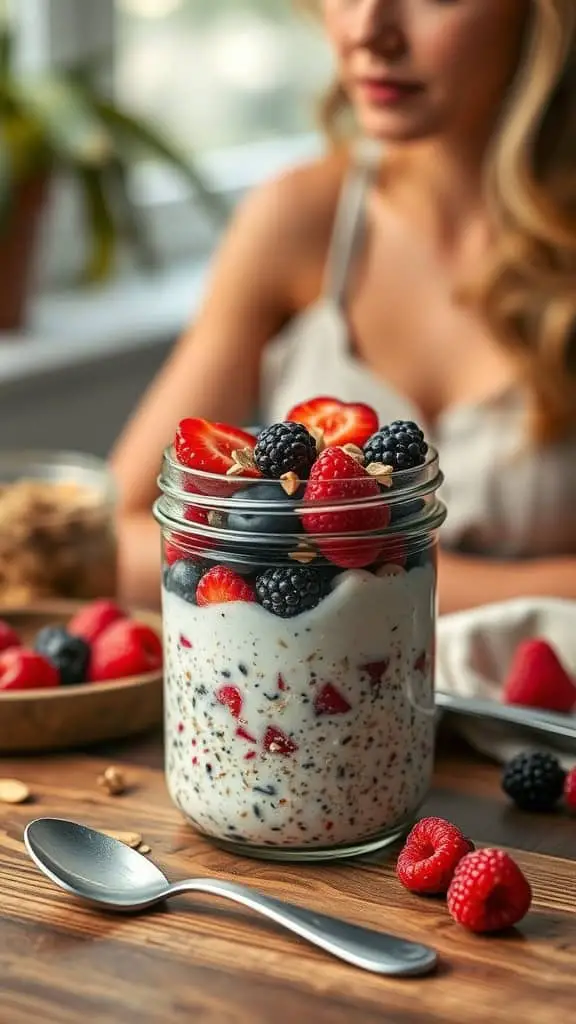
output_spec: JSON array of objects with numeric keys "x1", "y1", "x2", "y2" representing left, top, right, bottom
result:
[{"x1": 112, "y1": 0, "x2": 576, "y2": 612}]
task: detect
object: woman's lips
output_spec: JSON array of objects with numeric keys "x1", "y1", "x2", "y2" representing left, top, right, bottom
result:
[{"x1": 357, "y1": 78, "x2": 423, "y2": 106}]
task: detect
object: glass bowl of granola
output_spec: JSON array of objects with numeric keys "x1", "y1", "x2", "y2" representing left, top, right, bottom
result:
[{"x1": 0, "y1": 451, "x2": 117, "y2": 608}]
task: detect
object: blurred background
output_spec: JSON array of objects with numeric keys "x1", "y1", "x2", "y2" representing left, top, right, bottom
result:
[{"x1": 0, "y1": 0, "x2": 333, "y2": 455}]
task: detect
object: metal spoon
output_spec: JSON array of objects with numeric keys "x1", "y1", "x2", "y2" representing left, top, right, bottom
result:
[
  {"x1": 436, "y1": 692, "x2": 576, "y2": 752},
  {"x1": 24, "y1": 818, "x2": 437, "y2": 977}
]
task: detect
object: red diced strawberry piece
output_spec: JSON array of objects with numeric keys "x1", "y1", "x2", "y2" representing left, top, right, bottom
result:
[
  {"x1": 196, "y1": 566, "x2": 256, "y2": 606},
  {"x1": 0, "y1": 620, "x2": 21, "y2": 653},
  {"x1": 179, "y1": 634, "x2": 193, "y2": 648},
  {"x1": 314, "y1": 682, "x2": 351, "y2": 716},
  {"x1": 277, "y1": 673, "x2": 287, "y2": 691},
  {"x1": 361, "y1": 660, "x2": 390, "y2": 687},
  {"x1": 414, "y1": 651, "x2": 427, "y2": 673},
  {"x1": 237, "y1": 726, "x2": 257, "y2": 744},
  {"x1": 263, "y1": 726, "x2": 298, "y2": 756},
  {"x1": 503, "y1": 638, "x2": 576, "y2": 714},
  {"x1": 88, "y1": 620, "x2": 163, "y2": 682},
  {"x1": 216, "y1": 684, "x2": 243, "y2": 719},
  {"x1": 0, "y1": 648, "x2": 59, "y2": 691},
  {"x1": 174, "y1": 418, "x2": 260, "y2": 497},
  {"x1": 302, "y1": 446, "x2": 390, "y2": 567},
  {"x1": 165, "y1": 505, "x2": 214, "y2": 564},
  {"x1": 287, "y1": 396, "x2": 379, "y2": 448},
  {"x1": 563, "y1": 768, "x2": 576, "y2": 812},
  {"x1": 68, "y1": 600, "x2": 126, "y2": 643}
]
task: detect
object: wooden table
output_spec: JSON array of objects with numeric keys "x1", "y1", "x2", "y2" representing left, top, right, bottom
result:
[{"x1": 0, "y1": 729, "x2": 574, "y2": 1024}]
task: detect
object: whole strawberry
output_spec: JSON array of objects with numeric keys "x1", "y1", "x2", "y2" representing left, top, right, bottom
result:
[
  {"x1": 563, "y1": 767, "x2": 576, "y2": 812},
  {"x1": 447, "y1": 849, "x2": 532, "y2": 933},
  {"x1": 503, "y1": 638, "x2": 576, "y2": 714},
  {"x1": 396, "y1": 816, "x2": 475, "y2": 895},
  {"x1": 302, "y1": 446, "x2": 390, "y2": 568}
]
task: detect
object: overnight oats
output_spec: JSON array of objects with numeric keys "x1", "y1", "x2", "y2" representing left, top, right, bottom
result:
[{"x1": 154, "y1": 398, "x2": 447, "y2": 860}]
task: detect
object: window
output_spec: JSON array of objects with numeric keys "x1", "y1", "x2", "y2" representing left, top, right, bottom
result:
[
  {"x1": 12, "y1": 0, "x2": 333, "y2": 285},
  {"x1": 115, "y1": 0, "x2": 333, "y2": 155}
]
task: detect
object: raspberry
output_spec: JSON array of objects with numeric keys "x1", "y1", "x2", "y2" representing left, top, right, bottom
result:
[
  {"x1": 563, "y1": 767, "x2": 576, "y2": 811},
  {"x1": 303, "y1": 446, "x2": 390, "y2": 568},
  {"x1": 503, "y1": 638, "x2": 576, "y2": 714},
  {"x1": 88, "y1": 620, "x2": 163, "y2": 682},
  {"x1": 501, "y1": 751, "x2": 566, "y2": 812},
  {"x1": 447, "y1": 849, "x2": 532, "y2": 933},
  {"x1": 363, "y1": 420, "x2": 428, "y2": 471},
  {"x1": 255, "y1": 565, "x2": 330, "y2": 618},
  {"x1": 68, "y1": 600, "x2": 126, "y2": 644},
  {"x1": 0, "y1": 648, "x2": 60, "y2": 692},
  {"x1": 254, "y1": 422, "x2": 317, "y2": 479},
  {"x1": 0, "y1": 620, "x2": 21, "y2": 653},
  {"x1": 396, "y1": 816, "x2": 475, "y2": 895}
]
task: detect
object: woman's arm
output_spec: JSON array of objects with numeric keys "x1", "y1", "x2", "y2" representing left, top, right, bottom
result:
[{"x1": 438, "y1": 548, "x2": 576, "y2": 615}]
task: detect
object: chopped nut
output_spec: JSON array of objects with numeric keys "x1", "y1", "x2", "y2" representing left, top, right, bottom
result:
[
  {"x1": 342, "y1": 444, "x2": 365, "y2": 464},
  {"x1": 207, "y1": 510, "x2": 227, "y2": 529},
  {"x1": 308, "y1": 426, "x2": 326, "y2": 454},
  {"x1": 0, "y1": 779, "x2": 30, "y2": 804},
  {"x1": 226, "y1": 447, "x2": 257, "y2": 477},
  {"x1": 97, "y1": 766, "x2": 127, "y2": 796},
  {"x1": 365, "y1": 462, "x2": 394, "y2": 486},
  {"x1": 138, "y1": 844, "x2": 151, "y2": 855},
  {"x1": 280, "y1": 472, "x2": 300, "y2": 496},
  {"x1": 289, "y1": 548, "x2": 317, "y2": 565},
  {"x1": 103, "y1": 830, "x2": 142, "y2": 849}
]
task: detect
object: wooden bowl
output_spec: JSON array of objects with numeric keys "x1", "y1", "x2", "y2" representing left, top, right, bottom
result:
[{"x1": 0, "y1": 602, "x2": 163, "y2": 753}]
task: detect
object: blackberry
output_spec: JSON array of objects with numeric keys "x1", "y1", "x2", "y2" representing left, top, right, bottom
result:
[
  {"x1": 254, "y1": 422, "x2": 317, "y2": 479},
  {"x1": 501, "y1": 751, "x2": 566, "y2": 812},
  {"x1": 34, "y1": 626, "x2": 90, "y2": 685},
  {"x1": 255, "y1": 566, "x2": 330, "y2": 618},
  {"x1": 165, "y1": 559, "x2": 203, "y2": 603},
  {"x1": 363, "y1": 419, "x2": 428, "y2": 471}
]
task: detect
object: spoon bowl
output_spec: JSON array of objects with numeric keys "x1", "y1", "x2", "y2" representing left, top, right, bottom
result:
[{"x1": 24, "y1": 818, "x2": 438, "y2": 977}]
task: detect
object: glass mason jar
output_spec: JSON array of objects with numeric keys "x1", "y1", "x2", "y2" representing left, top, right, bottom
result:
[
  {"x1": 155, "y1": 446, "x2": 447, "y2": 862},
  {"x1": 0, "y1": 450, "x2": 117, "y2": 608}
]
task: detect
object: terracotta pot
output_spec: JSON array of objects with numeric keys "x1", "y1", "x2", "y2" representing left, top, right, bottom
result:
[{"x1": 0, "y1": 175, "x2": 48, "y2": 331}]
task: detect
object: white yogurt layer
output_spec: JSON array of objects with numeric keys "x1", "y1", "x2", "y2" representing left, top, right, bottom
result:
[{"x1": 163, "y1": 564, "x2": 437, "y2": 850}]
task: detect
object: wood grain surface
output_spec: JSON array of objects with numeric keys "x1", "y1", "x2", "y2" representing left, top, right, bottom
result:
[{"x1": 0, "y1": 727, "x2": 574, "y2": 1024}]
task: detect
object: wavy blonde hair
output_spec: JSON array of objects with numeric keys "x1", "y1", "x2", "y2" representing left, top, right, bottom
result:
[{"x1": 300, "y1": 0, "x2": 576, "y2": 443}]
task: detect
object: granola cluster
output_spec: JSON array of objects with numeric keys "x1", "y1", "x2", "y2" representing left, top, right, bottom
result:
[{"x1": 0, "y1": 479, "x2": 117, "y2": 607}]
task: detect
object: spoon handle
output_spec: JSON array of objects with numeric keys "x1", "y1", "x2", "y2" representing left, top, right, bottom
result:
[{"x1": 167, "y1": 877, "x2": 437, "y2": 976}]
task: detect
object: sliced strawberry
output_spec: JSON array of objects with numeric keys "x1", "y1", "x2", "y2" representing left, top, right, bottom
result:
[
  {"x1": 263, "y1": 725, "x2": 298, "y2": 755},
  {"x1": 314, "y1": 682, "x2": 351, "y2": 716},
  {"x1": 287, "y1": 396, "x2": 378, "y2": 448},
  {"x1": 302, "y1": 446, "x2": 390, "y2": 568},
  {"x1": 165, "y1": 505, "x2": 213, "y2": 565},
  {"x1": 196, "y1": 566, "x2": 257, "y2": 606},
  {"x1": 216, "y1": 684, "x2": 243, "y2": 719},
  {"x1": 175, "y1": 418, "x2": 259, "y2": 478},
  {"x1": 503, "y1": 638, "x2": 576, "y2": 714}
]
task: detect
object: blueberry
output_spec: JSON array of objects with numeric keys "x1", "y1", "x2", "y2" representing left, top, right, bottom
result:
[
  {"x1": 34, "y1": 626, "x2": 90, "y2": 685},
  {"x1": 390, "y1": 497, "x2": 425, "y2": 524},
  {"x1": 227, "y1": 482, "x2": 304, "y2": 536},
  {"x1": 165, "y1": 559, "x2": 203, "y2": 603}
]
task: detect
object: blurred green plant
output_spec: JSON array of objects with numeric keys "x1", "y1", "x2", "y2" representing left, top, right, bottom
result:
[{"x1": 0, "y1": 21, "x2": 226, "y2": 282}]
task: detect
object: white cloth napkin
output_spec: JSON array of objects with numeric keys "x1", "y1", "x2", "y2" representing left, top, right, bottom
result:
[{"x1": 436, "y1": 597, "x2": 576, "y2": 767}]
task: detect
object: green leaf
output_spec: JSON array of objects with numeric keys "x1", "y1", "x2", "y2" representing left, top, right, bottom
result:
[
  {"x1": 105, "y1": 156, "x2": 157, "y2": 272},
  {"x1": 0, "y1": 27, "x2": 13, "y2": 77},
  {"x1": 14, "y1": 76, "x2": 113, "y2": 167},
  {"x1": 77, "y1": 166, "x2": 116, "y2": 282},
  {"x1": 95, "y1": 100, "x2": 228, "y2": 225}
]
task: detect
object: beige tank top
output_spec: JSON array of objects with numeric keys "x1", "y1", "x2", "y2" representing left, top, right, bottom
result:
[{"x1": 259, "y1": 148, "x2": 576, "y2": 560}]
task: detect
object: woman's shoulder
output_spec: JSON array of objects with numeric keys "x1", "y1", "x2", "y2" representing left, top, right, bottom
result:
[{"x1": 235, "y1": 149, "x2": 350, "y2": 255}]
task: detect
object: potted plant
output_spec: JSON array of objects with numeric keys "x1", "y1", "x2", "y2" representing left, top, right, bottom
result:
[{"x1": 0, "y1": 20, "x2": 225, "y2": 330}]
